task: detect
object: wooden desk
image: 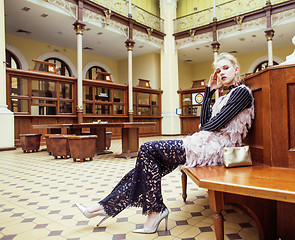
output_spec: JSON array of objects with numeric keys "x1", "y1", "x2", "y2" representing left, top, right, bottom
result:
[
  {"x1": 33, "y1": 122, "x2": 156, "y2": 159},
  {"x1": 183, "y1": 163, "x2": 295, "y2": 240}
]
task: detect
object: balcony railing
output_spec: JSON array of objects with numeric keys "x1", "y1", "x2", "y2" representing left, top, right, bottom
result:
[
  {"x1": 174, "y1": 0, "x2": 288, "y2": 33},
  {"x1": 90, "y1": 0, "x2": 164, "y2": 32}
]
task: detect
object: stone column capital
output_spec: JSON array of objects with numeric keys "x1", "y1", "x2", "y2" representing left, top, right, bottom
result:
[
  {"x1": 265, "y1": 28, "x2": 275, "y2": 41},
  {"x1": 73, "y1": 21, "x2": 86, "y2": 35},
  {"x1": 211, "y1": 41, "x2": 220, "y2": 52},
  {"x1": 125, "y1": 39, "x2": 135, "y2": 51}
]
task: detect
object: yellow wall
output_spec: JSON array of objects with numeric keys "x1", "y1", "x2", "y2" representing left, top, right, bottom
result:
[
  {"x1": 178, "y1": 60, "x2": 193, "y2": 90},
  {"x1": 5, "y1": 34, "x2": 119, "y2": 82},
  {"x1": 118, "y1": 52, "x2": 161, "y2": 89},
  {"x1": 133, "y1": 0, "x2": 160, "y2": 16},
  {"x1": 179, "y1": 44, "x2": 294, "y2": 89}
]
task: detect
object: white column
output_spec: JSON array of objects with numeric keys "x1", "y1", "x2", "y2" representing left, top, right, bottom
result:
[
  {"x1": 0, "y1": 0, "x2": 15, "y2": 149},
  {"x1": 128, "y1": 50, "x2": 133, "y2": 113},
  {"x1": 267, "y1": 39, "x2": 273, "y2": 66},
  {"x1": 213, "y1": 0, "x2": 216, "y2": 19},
  {"x1": 127, "y1": 0, "x2": 133, "y2": 116},
  {"x1": 265, "y1": 29, "x2": 274, "y2": 67},
  {"x1": 214, "y1": 51, "x2": 219, "y2": 99},
  {"x1": 77, "y1": 33, "x2": 83, "y2": 109},
  {"x1": 160, "y1": 0, "x2": 180, "y2": 135}
]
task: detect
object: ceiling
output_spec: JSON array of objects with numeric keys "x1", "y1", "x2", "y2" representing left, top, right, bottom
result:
[
  {"x1": 4, "y1": 0, "x2": 295, "y2": 63},
  {"x1": 4, "y1": 0, "x2": 161, "y2": 61}
]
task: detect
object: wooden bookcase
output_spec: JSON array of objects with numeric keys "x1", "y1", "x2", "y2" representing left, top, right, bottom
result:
[{"x1": 177, "y1": 86, "x2": 206, "y2": 135}]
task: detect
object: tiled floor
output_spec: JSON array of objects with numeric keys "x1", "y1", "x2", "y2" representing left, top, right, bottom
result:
[{"x1": 0, "y1": 136, "x2": 258, "y2": 240}]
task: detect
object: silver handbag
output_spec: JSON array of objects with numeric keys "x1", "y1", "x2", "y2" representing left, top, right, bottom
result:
[{"x1": 223, "y1": 145, "x2": 253, "y2": 168}]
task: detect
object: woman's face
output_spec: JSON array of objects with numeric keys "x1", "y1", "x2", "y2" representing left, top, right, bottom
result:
[{"x1": 215, "y1": 59, "x2": 239, "y2": 87}]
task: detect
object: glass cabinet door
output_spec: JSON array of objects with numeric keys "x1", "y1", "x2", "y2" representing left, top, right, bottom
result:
[
  {"x1": 151, "y1": 94, "x2": 158, "y2": 106},
  {"x1": 182, "y1": 94, "x2": 191, "y2": 115},
  {"x1": 113, "y1": 89, "x2": 124, "y2": 103},
  {"x1": 95, "y1": 87, "x2": 110, "y2": 102},
  {"x1": 11, "y1": 77, "x2": 29, "y2": 113},
  {"x1": 83, "y1": 86, "x2": 93, "y2": 100},
  {"x1": 138, "y1": 92, "x2": 150, "y2": 105}
]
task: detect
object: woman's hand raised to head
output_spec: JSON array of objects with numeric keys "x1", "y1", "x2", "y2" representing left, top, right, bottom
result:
[{"x1": 208, "y1": 70, "x2": 223, "y2": 91}]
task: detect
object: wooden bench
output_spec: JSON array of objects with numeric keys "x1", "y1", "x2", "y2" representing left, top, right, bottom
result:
[
  {"x1": 180, "y1": 64, "x2": 295, "y2": 239},
  {"x1": 181, "y1": 163, "x2": 295, "y2": 239}
]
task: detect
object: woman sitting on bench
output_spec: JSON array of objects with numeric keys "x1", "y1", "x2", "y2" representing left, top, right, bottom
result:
[{"x1": 75, "y1": 52, "x2": 255, "y2": 234}]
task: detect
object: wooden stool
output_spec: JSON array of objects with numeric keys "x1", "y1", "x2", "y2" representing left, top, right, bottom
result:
[
  {"x1": 44, "y1": 134, "x2": 61, "y2": 155},
  {"x1": 19, "y1": 134, "x2": 42, "y2": 153},
  {"x1": 49, "y1": 135, "x2": 71, "y2": 159},
  {"x1": 68, "y1": 135, "x2": 98, "y2": 162},
  {"x1": 106, "y1": 132, "x2": 112, "y2": 150}
]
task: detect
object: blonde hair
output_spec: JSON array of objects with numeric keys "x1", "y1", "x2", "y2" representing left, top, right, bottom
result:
[{"x1": 213, "y1": 53, "x2": 241, "y2": 83}]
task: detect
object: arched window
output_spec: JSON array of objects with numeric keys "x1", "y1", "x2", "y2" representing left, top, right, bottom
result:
[
  {"x1": 45, "y1": 57, "x2": 72, "y2": 76},
  {"x1": 86, "y1": 66, "x2": 107, "y2": 80},
  {"x1": 6, "y1": 49, "x2": 21, "y2": 69},
  {"x1": 254, "y1": 60, "x2": 279, "y2": 73}
]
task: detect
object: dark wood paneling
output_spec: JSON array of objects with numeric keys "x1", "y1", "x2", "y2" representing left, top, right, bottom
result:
[
  {"x1": 224, "y1": 193, "x2": 277, "y2": 240},
  {"x1": 288, "y1": 84, "x2": 295, "y2": 151},
  {"x1": 244, "y1": 89, "x2": 264, "y2": 163},
  {"x1": 180, "y1": 117, "x2": 200, "y2": 135},
  {"x1": 269, "y1": 68, "x2": 289, "y2": 167},
  {"x1": 288, "y1": 82, "x2": 295, "y2": 168},
  {"x1": 14, "y1": 115, "x2": 161, "y2": 147},
  {"x1": 14, "y1": 116, "x2": 78, "y2": 146},
  {"x1": 277, "y1": 201, "x2": 295, "y2": 240},
  {"x1": 245, "y1": 65, "x2": 295, "y2": 239}
]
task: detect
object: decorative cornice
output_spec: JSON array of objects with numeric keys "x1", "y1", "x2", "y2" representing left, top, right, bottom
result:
[
  {"x1": 272, "y1": 8, "x2": 295, "y2": 27},
  {"x1": 217, "y1": 17, "x2": 266, "y2": 41},
  {"x1": 175, "y1": 32, "x2": 212, "y2": 49},
  {"x1": 133, "y1": 29, "x2": 163, "y2": 49},
  {"x1": 83, "y1": 8, "x2": 127, "y2": 36},
  {"x1": 146, "y1": 28, "x2": 154, "y2": 40},
  {"x1": 103, "y1": 9, "x2": 112, "y2": 25},
  {"x1": 43, "y1": 0, "x2": 77, "y2": 19},
  {"x1": 235, "y1": 16, "x2": 244, "y2": 31}
]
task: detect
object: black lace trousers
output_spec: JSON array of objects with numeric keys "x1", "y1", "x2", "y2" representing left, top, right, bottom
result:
[{"x1": 99, "y1": 140, "x2": 186, "y2": 217}]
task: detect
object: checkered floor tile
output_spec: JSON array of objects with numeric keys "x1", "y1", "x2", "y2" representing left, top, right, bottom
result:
[{"x1": 0, "y1": 136, "x2": 258, "y2": 239}]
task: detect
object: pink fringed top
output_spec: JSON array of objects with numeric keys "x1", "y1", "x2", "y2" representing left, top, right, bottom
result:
[{"x1": 182, "y1": 85, "x2": 255, "y2": 167}]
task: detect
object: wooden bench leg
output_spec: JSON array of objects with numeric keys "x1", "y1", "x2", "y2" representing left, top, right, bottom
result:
[
  {"x1": 208, "y1": 190, "x2": 224, "y2": 240},
  {"x1": 181, "y1": 170, "x2": 187, "y2": 202}
]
